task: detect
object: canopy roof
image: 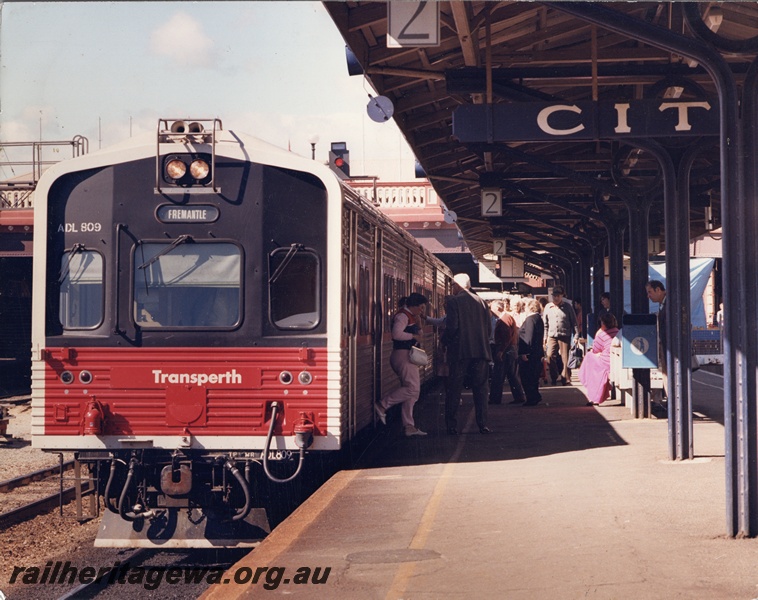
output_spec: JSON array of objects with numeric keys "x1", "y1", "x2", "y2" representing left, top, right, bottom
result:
[{"x1": 325, "y1": 2, "x2": 757, "y2": 279}]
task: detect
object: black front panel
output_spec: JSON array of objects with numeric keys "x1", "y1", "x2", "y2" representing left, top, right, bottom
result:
[{"x1": 45, "y1": 155, "x2": 328, "y2": 348}]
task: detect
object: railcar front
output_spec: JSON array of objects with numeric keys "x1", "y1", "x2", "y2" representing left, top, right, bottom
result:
[{"x1": 30, "y1": 119, "x2": 345, "y2": 548}]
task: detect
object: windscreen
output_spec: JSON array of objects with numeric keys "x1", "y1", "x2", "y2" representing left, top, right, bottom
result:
[{"x1": 134, "y1": 242, "x2": 241, "y2": 328}]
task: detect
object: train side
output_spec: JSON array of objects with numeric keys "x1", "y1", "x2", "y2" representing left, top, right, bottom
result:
[{"x1": 30, "y1": 119, "x2": 450, "y2": 547}]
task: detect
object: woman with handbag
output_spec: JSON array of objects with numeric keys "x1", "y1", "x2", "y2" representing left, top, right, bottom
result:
[{"x1": 374, "y1": 293, "x2": 429, "y2": 436}]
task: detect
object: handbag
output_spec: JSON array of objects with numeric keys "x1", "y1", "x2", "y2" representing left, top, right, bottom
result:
[
  {"x1": 568, "y1": 342, "x2": 583, "y2": 370},
  {"x1": 408, "y1": 346, "x2": 429, "y2": 366},
  {"x1": 568, "y1": 341, "x2": 584, "y2": 369}
]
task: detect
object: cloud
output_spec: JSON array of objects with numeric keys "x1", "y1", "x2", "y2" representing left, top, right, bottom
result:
[{"x1": 150, "y1": 12, "x2": 216, "y2": 68}]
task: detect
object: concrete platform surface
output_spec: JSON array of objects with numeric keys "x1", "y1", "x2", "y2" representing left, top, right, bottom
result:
[{"x1": 201, "y1": 369, "x2": 758, "y2": 599}]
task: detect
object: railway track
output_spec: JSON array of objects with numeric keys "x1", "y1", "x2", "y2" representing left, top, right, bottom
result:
[
  {"x1": 0, "y1": 459, "x2": 74, "y2": 493},
  {"x1": 0, "y1": 460, "x2": 94, "y2": 528},
  {"x1": 55, "y1": 548, "x2": 149, "y2": 600},
  {"x1": 0, "y1": 484, "x2": 92, "y2": 529},
  {"x1": 52, "y1": 547, "x2": 249, "y2": 600}
]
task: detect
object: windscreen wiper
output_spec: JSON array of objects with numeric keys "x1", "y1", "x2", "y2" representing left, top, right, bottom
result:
[
  {"x1": 138, "y1": 234, "x2": 194, "y2": 270},
  {"x1": 268, "y1": 243, "x2": 305, "y2": 284},
  {"x1": 57, "y1": 243, "x2": 86, "y2": 284}
]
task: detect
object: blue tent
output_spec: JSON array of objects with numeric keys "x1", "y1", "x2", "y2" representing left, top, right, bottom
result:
[{"x1": 620, "y1": 258, "x2": 715, "y2": 328}]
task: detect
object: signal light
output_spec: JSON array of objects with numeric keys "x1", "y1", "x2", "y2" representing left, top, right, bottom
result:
[{"x1": 328, "y1": 142, "x2": 350, "y2": 179}]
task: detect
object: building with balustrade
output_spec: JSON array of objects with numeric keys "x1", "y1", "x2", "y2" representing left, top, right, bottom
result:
[{"x1": 347, "y1": 177, "x2": 547, "y2": 296}]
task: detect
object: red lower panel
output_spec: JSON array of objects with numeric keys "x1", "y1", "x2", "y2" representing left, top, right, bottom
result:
[{"x1": 42, "y1": 347, "x2": 328, "y2": 437}]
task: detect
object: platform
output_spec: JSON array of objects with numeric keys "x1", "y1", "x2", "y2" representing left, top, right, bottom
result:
[{"x1": 201, "y1": 369, "x2": 758, "y2": 599}]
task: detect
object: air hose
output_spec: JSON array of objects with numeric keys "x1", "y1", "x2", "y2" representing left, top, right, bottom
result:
[
  {"x1": 103, "y1": 458, "x2": 120, "y2": 514},
  {"x1": 117, "y1": 457, "x2": 154, "y2": 521},
  {"x1": 262, "y1": 401, "x2": 305, "y2": 484},
  {"x1": 223, "y1": 459, "x2": 252, "y2": 521}
]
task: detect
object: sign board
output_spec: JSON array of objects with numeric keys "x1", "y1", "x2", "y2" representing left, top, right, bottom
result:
[
  {"x1": 481, "y1": 188, "x2": 502, "y2": 217},
  {"x1": 453, "y1": 99, "x2": 720, "y2": 143},
  {"x1": 621, "y1": 314, "x2": 658, "y2": 369},
  {"x1": 387, "y1": 2, "x2": 440, "y2": 48},
  {"x1": 493, "y1": 239, "x2": 507, "y2": 256},
  {"x1": 499, "y1": 256, "x2": 524, "y2": 278}
]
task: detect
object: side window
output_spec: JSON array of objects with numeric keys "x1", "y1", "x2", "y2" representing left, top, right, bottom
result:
[
  {"x1": 269, "y1": 248, "x2": 320, "y2": 329},
  {"x1": 59, "y1": 250, "x2": 104, "y2": 329}
]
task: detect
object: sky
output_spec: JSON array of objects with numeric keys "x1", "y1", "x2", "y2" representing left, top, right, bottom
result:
[{"x1": 0, "y1": 1, "x2": 416, "y2": 181}]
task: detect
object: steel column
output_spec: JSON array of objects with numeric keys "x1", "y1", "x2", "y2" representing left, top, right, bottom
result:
[
  {"x1": 740, "y1": 56, "x2": 758, "y2": 535},
  {"x1": 553, "y1": 0, "x2": 746, "y2": 537},
  {"x1": 625, "y1": 196, "x2": 653, "y2": 418},
  {"x1": 604, "y1": 217, "x2": 626, "y2": 336}
]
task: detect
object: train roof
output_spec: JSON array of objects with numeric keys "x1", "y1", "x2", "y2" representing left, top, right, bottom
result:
[
  {"x1": 32, "y1": 121, "x2": 449, "y2": 277},
  {"x1": 35, "y1": 122, "x2": 342, "y2": 199}
]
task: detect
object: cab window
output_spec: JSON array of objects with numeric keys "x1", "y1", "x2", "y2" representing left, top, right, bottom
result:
[
  {"x1": 268, "y1": 247, "x2": 320, "y2": 329},
  {"x1": 59, "y1": 250, "x2": 104, "y2": 329},
  {"x1": 134, "y1": 242, "x2": 241, "y2": 328}
]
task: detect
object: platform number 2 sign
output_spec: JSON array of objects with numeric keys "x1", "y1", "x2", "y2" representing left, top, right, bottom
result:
[
  {"x1": 387, "y1": 2, "x2": 440, "y2": 48},
  {"x1": 481, "y1": 189, "x2": 502, "y2": 217}
]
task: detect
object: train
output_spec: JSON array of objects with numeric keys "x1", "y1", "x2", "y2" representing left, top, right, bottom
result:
[{"x1": 30, "y1": 118, "x2": 452, "y2": 548}]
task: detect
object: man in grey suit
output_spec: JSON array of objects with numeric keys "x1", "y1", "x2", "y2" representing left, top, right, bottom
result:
[{"x1": 441, "y1": 273, "x2": 493, "y2": 435}]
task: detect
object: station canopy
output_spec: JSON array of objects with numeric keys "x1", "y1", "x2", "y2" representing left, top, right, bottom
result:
[{"x1": 324, "y1": 2, "x2": 758, "y2": 279}]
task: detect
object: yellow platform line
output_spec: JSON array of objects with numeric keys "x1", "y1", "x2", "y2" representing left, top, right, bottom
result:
[{"x1": 384, "y1": 409, "x2": 474, "y2": 600}]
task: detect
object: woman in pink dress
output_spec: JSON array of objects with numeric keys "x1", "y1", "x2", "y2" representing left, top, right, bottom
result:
[{"x1": 578, "y1": 313, "x2": 619, "y2": 405}]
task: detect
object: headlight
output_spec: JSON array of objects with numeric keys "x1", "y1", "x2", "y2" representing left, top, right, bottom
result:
[
  {"x1": 190, "y1": 159, "x2": 210, "y2": 180},
  {"x1": 298, "y1": 371, "x2": 313, "y2": 385},
  {"x1": 165, "y1": 159, "x2": 187, "y2": 180}
]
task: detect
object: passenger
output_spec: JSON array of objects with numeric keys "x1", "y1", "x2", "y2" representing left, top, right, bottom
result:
[
  {"x1": 488, "y1": 300, "x2": 502, "y2": 387},
  {"x1": 513, "y1": 299, "x2": 527, "y2": 326},
  {"x1": 488, "y1": 300, "x2": 502, "y2": 355},
  {"x1": 442, "y1": 273, "x2": 493, "y2": 435},
  {"x1": 374, "y1": 292, "x2": 429, "y2": 437},
  {"x1": 573, "y1": 298, "x2": 584, "y2": 337},
  {"x1": 595, "y1": 292, "x2": 613, "y2": 331},
  {"x1": 422, "y1": 308, "x2": 447, "y2": 378},
  {"x1": 543, "y1": 285, "x2": 580, "y2": 386},
  {"x1": 578, "y1": 313, "x2": 620, "y2": 406},
  {"x1": 518, "y1": 299, "x2": 545, "y2": 406},
  {"x1": 646, "y1": 279, "x2": 668, "y2": 417},
  {"x1": 421, "y1": 304, "x2": 448, "y2": 377},
  {"x1": 489, "y1": 302, "x2": 526, "y2": 405}
]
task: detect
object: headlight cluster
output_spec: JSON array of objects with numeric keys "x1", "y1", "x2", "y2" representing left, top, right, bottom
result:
[
  {"x1": 163, "y1": 155, "x2": 212, "y2": 186},
  {"x1": 60, "y1": 370, "x2": 93, "y2": 385},
  {"x1": 278, "y1": 371, "x2": 313, "y2": 386}
]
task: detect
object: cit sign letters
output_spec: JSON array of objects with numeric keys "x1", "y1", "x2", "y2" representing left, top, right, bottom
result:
[{"x1": 453, "y1": 99, "x2": 719, "y2": 142}]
